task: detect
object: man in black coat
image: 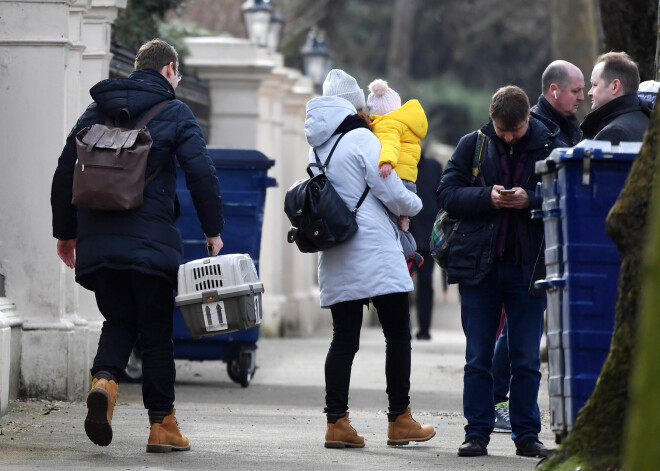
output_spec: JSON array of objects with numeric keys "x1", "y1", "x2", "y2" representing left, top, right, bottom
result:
[
  {"x1": 531, "y1": 60, "x2": 585, "y2": 147},
  {"x1": 51, "y1": 39, "x2": 224, "y2": 452},
  {"x1": 437, "y1": 86, "x2": 562, "y2": 459},
  {"x1": 580, "y1": 51, "x2": 651, "y2": 144},
  {"x1": 409, "y1": 153, "x2": 443, "y2": 340}
]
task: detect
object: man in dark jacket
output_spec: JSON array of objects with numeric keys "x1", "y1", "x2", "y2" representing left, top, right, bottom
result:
[
  {"x1": 437, "y1": 86, "x2": 561, "y2": 459},
  {"x1": 51, "y1": 39, "x2": 224, "y2": 452},
  {"x1": 531, "y1": 60, "x2": 585, "y2": 146},
  {"x1": 580, "y1": 51, "x2": 651, "y2": 143},
  {"x1": 409, "y1": 153, "x2": 443, "y2": 340}
]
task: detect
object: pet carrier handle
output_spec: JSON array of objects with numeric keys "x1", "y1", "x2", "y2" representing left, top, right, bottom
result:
[{"x1": 207, "y1": 245, "x2": 214, "y2": 257}]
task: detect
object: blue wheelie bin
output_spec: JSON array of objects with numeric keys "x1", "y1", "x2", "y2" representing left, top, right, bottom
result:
[
  {"x1": 173, "y1": 148, "x2": 276, "y2": 387},
  {"x1": 535, "y1": 141, "x2": 640, "y2": 442}
]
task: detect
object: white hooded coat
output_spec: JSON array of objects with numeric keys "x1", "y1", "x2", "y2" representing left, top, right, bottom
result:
[{"x1": 304, "y1": 96, "x2": 423, "y2": 307}]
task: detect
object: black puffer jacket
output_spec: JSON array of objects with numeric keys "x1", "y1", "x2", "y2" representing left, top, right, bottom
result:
[
  {"x1": 51, "y1": 69, "x2": 224, "y2": 289},
  {"x1": 436, "y1": 116, "x2": 561, "y2": 287},
  {"x1": 580, "y1": 94, "x2": 651, "y2": 144},
  {"x1": 531, "y1": 95, "x2": 582, "y2": 147}
]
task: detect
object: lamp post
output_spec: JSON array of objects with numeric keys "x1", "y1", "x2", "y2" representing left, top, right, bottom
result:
[
  {"x1": 300, "y1": 28, "x2": 333, "y2": 92},
  {"x1": 241, "y1": 0, "x2": 274, "y2": 48},
  {"x1": 266, "y1": 10, "x2": 283, "y2": 53}
]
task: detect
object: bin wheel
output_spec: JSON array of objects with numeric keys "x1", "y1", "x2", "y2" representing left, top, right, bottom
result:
[{"x1": 227, "y1": 350, "x2": 256, "y2": 388}]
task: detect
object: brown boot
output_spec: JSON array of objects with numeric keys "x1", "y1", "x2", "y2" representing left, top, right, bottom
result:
[
  {"x1": 84, "y1": 377, "x2": 118, "y2": 446},
  {"x1": 324, "y1": 412, "x2": 365, "y2": 448},
  {"x1": 387, "y1": 407, "x2": 436, "y2": 446},
  {"x1": 146, "y1": 409, "x2": 190, "y2": 453}
]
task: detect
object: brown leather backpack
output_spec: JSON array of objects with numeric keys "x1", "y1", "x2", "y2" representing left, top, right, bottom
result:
[{"x1": 72, "y1": 100, "x2": 169, "y2": 211}]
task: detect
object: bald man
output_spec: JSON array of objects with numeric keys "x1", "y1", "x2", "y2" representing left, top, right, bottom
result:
[{"x1": 530, "y1": 60, "x2": 585, "y2": 147}]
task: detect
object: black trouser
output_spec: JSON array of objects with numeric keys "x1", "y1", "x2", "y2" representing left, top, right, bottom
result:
[
  {"x1": 415, "y1": 248, "x2": 434, "y2": 335},
  {"x1": 89, "y1": 268, "x2": 175, "y2": 412},
  {"x1": 324, "y1": 292, "x2": 411, "y2": 416}
]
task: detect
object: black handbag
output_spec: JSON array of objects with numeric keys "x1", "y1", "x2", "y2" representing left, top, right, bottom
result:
[{"x1": 284, "y1": 132, "x2": 369, "y2": 253}]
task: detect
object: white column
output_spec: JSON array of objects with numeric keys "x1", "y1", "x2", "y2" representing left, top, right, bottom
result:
[
  {"x1": 0, "y1": 0, "x2": 125, "y2": 406},
  {"x1": 183, "y1": 37, "x2": 274, "y2": 148},
  {"x1": 255, "y1": 64, "x2": 291, "y2": 336},
  {"x1": 279, "y1": 76, "x2": 329, "y2": 335}
]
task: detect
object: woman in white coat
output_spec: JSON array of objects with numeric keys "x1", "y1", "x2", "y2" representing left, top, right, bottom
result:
[{"x1": 308, "y1": 69, "x2": 436, "y2": 448}]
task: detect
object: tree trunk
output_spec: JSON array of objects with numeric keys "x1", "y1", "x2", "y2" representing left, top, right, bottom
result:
[
  {"x1": 550, "y1": 0, "x2": 599, "y2": 119},
  {"x1": 538, "y1": 82, "x2": 659, "y2": 471},
  {"x1": 624, "y1": 70, "x2": 660, "y2": 471},
  {"x1": 655, "y1": 0, "x2": 660, "y2": 80},
  {"x1": 385, "y1": 0, "x2": 417, "y2": 97},
  {"x1": 599, "y1": 0, "x2": 658, "y2": 80}
]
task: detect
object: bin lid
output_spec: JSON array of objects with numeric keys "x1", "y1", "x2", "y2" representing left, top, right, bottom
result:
[
  {"x1": 207, "y1": 148, "x2": 275, "y2": 170},
  {"x1": 536, "y1": 140, "x2": 641, "y2": 174}
]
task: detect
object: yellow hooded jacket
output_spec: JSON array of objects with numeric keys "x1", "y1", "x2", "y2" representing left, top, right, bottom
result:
[{"x1": 369, "y1": 99, "x2": 428, "y2": 183}]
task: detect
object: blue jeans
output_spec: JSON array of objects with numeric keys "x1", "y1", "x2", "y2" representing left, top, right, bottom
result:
[
  {"x1": 459, "y1": 262, "x2": 545, "y2": 445},
  {"x1": 493, "y1": 318, "x2": 511, "y2": 404}
]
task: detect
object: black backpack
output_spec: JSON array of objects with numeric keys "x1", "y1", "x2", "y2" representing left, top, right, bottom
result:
[{"x1": 284, "y1": 132, "x2": 369, "y2": 253}]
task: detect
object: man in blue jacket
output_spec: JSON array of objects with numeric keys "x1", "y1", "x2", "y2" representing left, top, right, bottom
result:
[
  {"x1": 437, "y1": 86, "x2": 561, "y2": 458},
  {"x1": 51, "y1": 39, "x2": 224, "y2": 452}
]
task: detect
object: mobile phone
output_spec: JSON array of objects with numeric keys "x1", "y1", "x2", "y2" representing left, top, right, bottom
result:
[{"x1": 499, "y1": 189, "x2": 515, "y2": 195}]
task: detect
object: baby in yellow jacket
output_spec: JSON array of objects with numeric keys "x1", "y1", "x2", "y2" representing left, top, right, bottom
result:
[{"x1": 367, "y1": 79, "x2": 428, "y2": 274}]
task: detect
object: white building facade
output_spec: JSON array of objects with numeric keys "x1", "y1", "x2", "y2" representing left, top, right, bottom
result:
[{"x1": 0, "y1": 0, "x2": 325, "y2": 416}]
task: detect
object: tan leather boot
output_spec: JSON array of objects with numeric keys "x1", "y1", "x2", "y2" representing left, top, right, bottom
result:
[
  {"x1": 387, "y1": 407, "x2": 436, "y2": 446},
  {"x1": 84, "y1": 377, "x2": 118, "y2": 446},
  {"x1": 146, "y1": 409, "x2": 191, "y2": 453},
  {"x1": 325, "y1": 412, "x2": 365, "y2": 448}
]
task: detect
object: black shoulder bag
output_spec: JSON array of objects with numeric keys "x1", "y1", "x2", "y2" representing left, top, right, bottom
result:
[{"x1": 284, "y1": 132, "x2": 370, "y2": 253}]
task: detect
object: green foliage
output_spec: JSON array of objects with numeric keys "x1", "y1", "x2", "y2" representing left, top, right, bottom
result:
[
  {"x1": 112, "y1": 0, "x2": 186, "y2": 54},
  {"x1": 412, "y1": 78, "x2": 492, "y2": 144}
]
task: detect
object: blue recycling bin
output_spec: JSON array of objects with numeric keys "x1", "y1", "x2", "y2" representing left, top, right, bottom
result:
[
  {"x1": 535, "y1": 142, "x2": 639, "y2": 442},
  {"x1": 172, "y1": 148, "x2": 276, "y2": 387}
]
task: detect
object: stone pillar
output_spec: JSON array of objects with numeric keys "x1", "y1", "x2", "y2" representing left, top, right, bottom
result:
[
  {"x1": 279, "y1": 75, "x2": 329, "y2": 335},
  {"x1": 255, "y1": 62, "x2": 292, "y2": 336},
  {"x1": 183, "y1": 37, "x2": 275, "y2": 148},
  {"x1": 0, "y1": 0, "x2": 125, "y2": 407}
]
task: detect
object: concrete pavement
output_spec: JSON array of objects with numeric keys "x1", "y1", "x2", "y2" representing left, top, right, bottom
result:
[{"x1": 0, "y1": 285, "x2": 553, "y2": 470}]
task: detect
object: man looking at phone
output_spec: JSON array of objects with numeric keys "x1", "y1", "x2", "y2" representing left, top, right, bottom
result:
[{"x1": 437, "y1": 86, "x2": 563, "y2": 458}]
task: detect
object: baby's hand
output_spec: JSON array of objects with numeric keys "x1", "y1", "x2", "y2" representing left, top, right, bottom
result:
[
  {"x1": 379, "y1": 163, "x2": 393, "y2": 178},
  {"x1": 399, "y1": 216, "x2": 410, "y2": 232}
]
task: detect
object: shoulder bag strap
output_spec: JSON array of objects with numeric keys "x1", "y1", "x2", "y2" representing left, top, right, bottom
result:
[{"x1": 470, "y1": 130, "x2": 488, "y2": 186}]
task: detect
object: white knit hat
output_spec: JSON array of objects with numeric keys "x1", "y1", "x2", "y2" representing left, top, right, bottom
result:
[
  {"x1": 322, "y1": 69, "x2": 366, "y2": 111},
  {"x1": 367, "y1": 79, "x2": 401, "y2": 116}
]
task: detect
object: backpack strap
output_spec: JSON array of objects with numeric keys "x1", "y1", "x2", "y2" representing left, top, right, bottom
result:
[
  {"x1": 307, "y1": 131, "x2": 370, "y2": 213},
  {"x1": 135, "y1": 100, "x2": 171, "y2": 130},
  {"x1": 470, "y1": 130, "x2": 488, "y2": 186},
  {"x1": 139, "y1": 101, "x2": 172, "y2": 185},
  {"x1": 308, "y1": 132, "x2": 348, "y2": 178}
]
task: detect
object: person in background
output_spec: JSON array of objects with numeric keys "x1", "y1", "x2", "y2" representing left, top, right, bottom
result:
[
  {"x1": 409, "y1": 152, "x2": 443, "y2": 340},
  {"x1": 313, "y1": 69, "x2": 436, "y2": 449},
  {"x1": 581, "y1": 51, "x2": 651, "y2": 143},
  {"x1": 638, "y1": 80, "x2": 660, "y2": 109},
  {"x1": 531, "y1": 60, "x2": 585, "y2": 147},
  {"x1": 437, "y1": 85, "x2": 562, "y2": 458},
  {"x1": 51, "y1": 39, "x2": 224, "y2": 453}
]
